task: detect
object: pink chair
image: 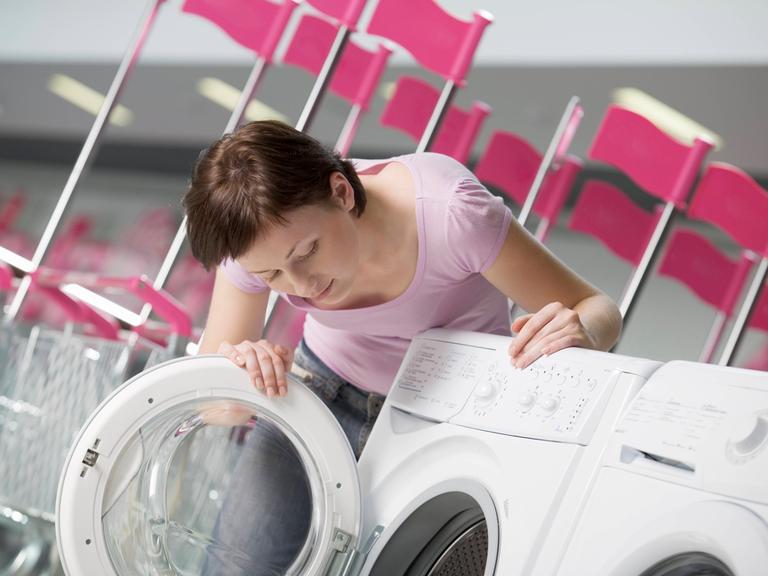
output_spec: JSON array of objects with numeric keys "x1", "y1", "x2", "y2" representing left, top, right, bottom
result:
[
  {"x1": 282, "y1": 13, "x2": 392, "y2": 155},
  {"x1": 658, "y1": 230, "x2": 756, "y2": 362},
  {"x1": 686, "y1": 163, "x2": 768, "y2": 365},
  {"x1": 291, "y1": 0, "x2": 373, "y2": 132},
  {"x1": 476, "y1": 137, "x2": 582, "y2": 243},
  {"x1": 474, "y1": 97, "x2": 584, "y2": 242},
  {"x1": 656, "y1": 162, "x2": 768, "y2": 363},
  {"x1": 568, "y1": 105, "x2": 714, "y2": 329},
  {"x1": 183, "y1": 0, "x2": 297, "y2": 61},
  {"x1": 34, "y1": 269, "x2": 193, "y2": 340},
  {"x1": 380, "y1": 75, "x2": 491, "y2": 165},
  {"x1": 365, "y1": 0, "x2": 493, "y2": 150}
]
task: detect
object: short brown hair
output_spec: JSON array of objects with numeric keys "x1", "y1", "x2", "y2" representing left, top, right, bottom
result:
[{"x1": 183, "y1": 120, "x2": 366, "y2": 270}]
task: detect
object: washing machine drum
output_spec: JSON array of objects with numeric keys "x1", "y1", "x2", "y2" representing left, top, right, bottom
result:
[{"x1": 56, "y1": 356, "x2": 362, "y2": 576}]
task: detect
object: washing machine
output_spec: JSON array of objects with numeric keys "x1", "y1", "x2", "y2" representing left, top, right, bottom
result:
[
  {"x1": 535, "y1": 361, "x2": 768, "y2": 576},
  {"x1": 55, "y1": 328, "x2": 660, "y2": 575}
]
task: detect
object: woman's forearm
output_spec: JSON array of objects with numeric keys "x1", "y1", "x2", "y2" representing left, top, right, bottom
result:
[{"x1": 574, "y1": 292, "x2": 623, "y2": 351}]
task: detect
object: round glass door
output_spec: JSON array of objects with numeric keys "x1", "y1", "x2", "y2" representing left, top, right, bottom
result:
[
  {"x1": 102, "y1": 400, "x2": 320, "y2": 575},
  {"x1": 57, "y1": 356, "x2": 361, "y2": 576}
]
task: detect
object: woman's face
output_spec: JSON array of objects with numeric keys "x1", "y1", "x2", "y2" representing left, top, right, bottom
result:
[{"x1": 236, "y1": 175, "x2": 360, "y2": 306}]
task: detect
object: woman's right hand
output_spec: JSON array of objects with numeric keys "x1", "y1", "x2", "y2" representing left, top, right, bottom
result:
[{"x1": 218, "y1": 339, "x2": 294, "y2": 397}]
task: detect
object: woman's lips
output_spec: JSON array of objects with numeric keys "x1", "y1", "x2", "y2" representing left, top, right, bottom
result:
[{"x1": 313, "y1": 280, "x2": 333, "y2": 301}]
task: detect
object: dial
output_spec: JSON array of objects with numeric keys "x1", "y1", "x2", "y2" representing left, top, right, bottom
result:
[
  {"x1": 727, "y1": 410, "x2": 768, "y2": 459},
  {"x1": 539, "y1": 396, "x2": 560, "y2": 414},
  {"x1": 518, "y1": 392, "x2": 537, "y2": 411},
  {"x1": 475, "y1": 382, "x2": 496, "y2": 400}
]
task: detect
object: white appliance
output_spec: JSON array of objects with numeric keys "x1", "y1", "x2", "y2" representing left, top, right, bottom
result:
[
  {"x1": 55, "y1": 329, "x2": 660, "y2": 575},
  {"x1": 536, "y1": 361, "x2": 768, "y2": 576}
]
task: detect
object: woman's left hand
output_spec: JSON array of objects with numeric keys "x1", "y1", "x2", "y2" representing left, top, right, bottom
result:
[{"x1": 508, "y1": 301, "x2": 598, "y2": 368}]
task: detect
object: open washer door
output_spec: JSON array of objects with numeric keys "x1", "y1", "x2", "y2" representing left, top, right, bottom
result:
[{"x1": 56, "y1": 355, "x2": 362, "y2": 576}]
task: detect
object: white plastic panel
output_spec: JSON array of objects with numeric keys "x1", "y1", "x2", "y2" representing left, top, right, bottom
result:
[
  {"x1": 611, "y1": 361, "x2": 768, "y2": 503},
  {"x1": 388, "y1": 329, "x2": 660, "y2": 444}
]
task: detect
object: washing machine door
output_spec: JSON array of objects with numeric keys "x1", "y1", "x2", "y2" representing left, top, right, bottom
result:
[
  {"x1": 56, "y1": 355, "x2": 362, "y2": 576},
  {"x1": 603, "y1": 500, "x2": 768, "y2": 576}
]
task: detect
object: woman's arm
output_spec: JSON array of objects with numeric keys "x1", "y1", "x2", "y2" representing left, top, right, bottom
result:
[
  {"x1": 198, "y1": 268, "x2": 270, "y2": 354},
  {"x1": 482, "y1": 219, "x2": 622, "y2": 367},
  {"x1": 198, "y1": 269, "x2": 294, "y2": 398}
]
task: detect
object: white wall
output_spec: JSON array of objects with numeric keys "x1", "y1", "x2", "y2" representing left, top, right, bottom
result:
[{"x1": 1, "y1": 0, "x2": 767, "y2": 65}]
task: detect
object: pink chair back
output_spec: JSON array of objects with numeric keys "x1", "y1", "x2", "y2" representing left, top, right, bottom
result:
[
  {"x1": 380, "y1": 76, "x2": 491, "y2": 164},
  {"x1": 474, "y1": 131, "x2": 583, "y2": 224},
  {"x1": 283, "y1": 14, "x2": 392, "y2": 110},
  {"x1": 667, "y1": 163, "x2": 768, "y2": 324},
  {"x1": 687, "y1": 162, "x2": 768, "y2": 255},
  {"x1": 366, "y1": 0, "x2": 492, "y2": 84},
  {"x1": 658, "y1": 229, "x2": 756, "y2": 315},
  {"x1": 569, "y1": 181, "x2": 663, "y2": 266},
  {"x1": 182, "y1": 0, "x2": 299, "y2": 61},
  {"x1": 474, "y1": 131, "x2": 541, "y2": 205},
  {"x1": 589, "y1": 105, "x2": 714, "y2": 207}
]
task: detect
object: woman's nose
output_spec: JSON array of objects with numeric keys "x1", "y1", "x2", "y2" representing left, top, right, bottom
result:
[{"x1": 292, "y1": 271, "x2": 319, "y2": 297}]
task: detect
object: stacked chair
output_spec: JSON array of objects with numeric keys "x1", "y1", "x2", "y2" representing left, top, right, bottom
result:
[
  {"x1": 657, "y1": 163, "x2": 768, "y2": 364},
  {"x1": 567, "y1": 105, "x2": 715, "y2": 325},
  {"x1": 379, "y1": 75, "x2": 491, "y2": 165},
  {"x1": 474, "y1": 97, "x2": 584, "y2": 241}
]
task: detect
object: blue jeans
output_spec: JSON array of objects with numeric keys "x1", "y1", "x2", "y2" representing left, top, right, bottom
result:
[{"x1": 202, "y1": 340, "x2": 385, "y2": 575}]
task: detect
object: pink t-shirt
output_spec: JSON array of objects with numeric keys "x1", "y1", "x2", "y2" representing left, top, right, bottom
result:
[{"x1": 221, "y1": 153, "x2": 513, "y2": 394}]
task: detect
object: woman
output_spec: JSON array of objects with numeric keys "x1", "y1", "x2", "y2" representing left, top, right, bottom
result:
[{"x1": 184, "y1": 120, "x2": 621, "y2": 574}]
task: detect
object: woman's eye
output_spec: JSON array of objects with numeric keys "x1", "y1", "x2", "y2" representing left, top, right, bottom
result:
[
  {"x1": 267, "y1": 270, "x2": 281, "y2": 281},
  {"x1": 298, "y1": 241, "x2": 318, "y2": 261}
]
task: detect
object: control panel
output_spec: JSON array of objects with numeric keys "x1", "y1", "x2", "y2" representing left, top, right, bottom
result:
[{"x1": 388, "y1": 329, "x2": 658, "y2": 444}]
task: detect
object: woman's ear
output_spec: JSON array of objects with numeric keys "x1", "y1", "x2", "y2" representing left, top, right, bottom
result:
[{"x1": 330, "y1": 172, "x2": 355, "y2": 211}]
